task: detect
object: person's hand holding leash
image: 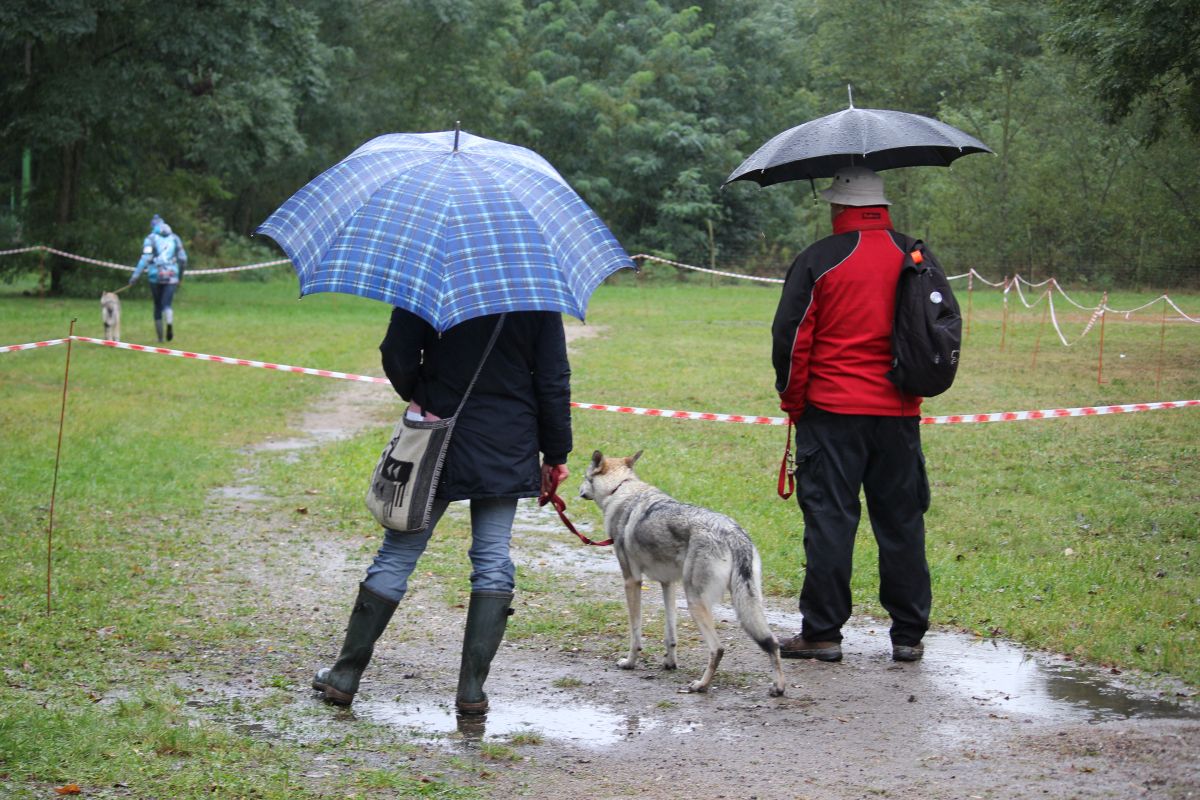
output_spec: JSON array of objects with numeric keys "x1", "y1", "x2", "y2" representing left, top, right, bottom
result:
[{"x1": 540, "y1": 461, "x2": 569, "y2": 500}]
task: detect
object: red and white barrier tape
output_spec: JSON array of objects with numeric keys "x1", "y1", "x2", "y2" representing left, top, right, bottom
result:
[
  {"x1": 3, "y1": 336, "x2": 1197, "y2": 426},
  {"x1": 571, "y1": 401, "x2": 784, "y2": 425},
  {"x1": 570, "y1": 399, "x2": 1199, "y2": 425},
  {"x1": 0, "y1": 337, "x2": 69, "y2": 353},
  {"x1": 919, "y1": 400, "x2": 1198, "y2": 424},
  {"x1": 65, "y1": 336, "x2": 392, "y2": 383}
]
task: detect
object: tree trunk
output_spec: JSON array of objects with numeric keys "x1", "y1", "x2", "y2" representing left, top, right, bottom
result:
[{"x1": 50, "y1": 140, "x2": 84, "y2": 294}]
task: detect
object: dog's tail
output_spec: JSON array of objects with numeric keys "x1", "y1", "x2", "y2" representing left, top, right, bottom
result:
[{"x1": 729, "y1": 536, "x2": 780, "y2": 656}]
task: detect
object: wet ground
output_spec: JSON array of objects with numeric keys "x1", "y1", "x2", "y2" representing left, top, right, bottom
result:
[{"x1": 176, "y1": 373, "x2": 1199, "y2": 799}]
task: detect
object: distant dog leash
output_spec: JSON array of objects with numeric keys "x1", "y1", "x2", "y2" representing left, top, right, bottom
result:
[{"x1": 538, "y1": 473, "x2": 612, "y2": 547}]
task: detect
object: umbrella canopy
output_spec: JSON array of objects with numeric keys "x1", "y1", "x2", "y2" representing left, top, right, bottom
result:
[
  {"x1": 725, "y1": 104, "x2": 992, "y2": 187},
  {"x1": 257, "y1": 129, "x2": 634, "y2": 332}
]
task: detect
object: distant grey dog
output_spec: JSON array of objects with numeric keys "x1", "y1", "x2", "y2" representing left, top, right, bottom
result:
[
  {"x1": 100, "y1": 291, "x2": 121, "y2": 341},
  {"x1": 580, "y1": 450, "x2": 785, "y2": 697}
]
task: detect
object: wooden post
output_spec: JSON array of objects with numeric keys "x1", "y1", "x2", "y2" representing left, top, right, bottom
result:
[
  {"x1": 47, "y1": 319, "x2": 77, "y2": 613},
  {"x1": 1096, "y1": 292, "x2": 1108, "y2": 387},
  {"x1": 1000, "y1": 276, "x2": 1010, "y2": 353},
  {"x1": 1155, "y1": 296, "x2": 1168, "y2": 393},
  {"x1": 965, "y1": 271, "x2": 974, "y2": 338},
  {"x1": 706, "y1": 219, "x2": 716, "y2": 288}
]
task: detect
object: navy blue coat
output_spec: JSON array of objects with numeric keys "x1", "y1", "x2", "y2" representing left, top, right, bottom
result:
[{"x1": 379, "y1": 309, "x2": 573, "y2": 501}]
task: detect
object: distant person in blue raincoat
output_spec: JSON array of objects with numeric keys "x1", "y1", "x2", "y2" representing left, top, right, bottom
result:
[{"x1": 129, "y1": 214, "x2": 188, "y2": 342}]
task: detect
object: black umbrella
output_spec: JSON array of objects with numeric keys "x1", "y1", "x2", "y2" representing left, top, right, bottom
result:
[{"x1": 725, "y1": 89, "x2": 992, "y2": 187}]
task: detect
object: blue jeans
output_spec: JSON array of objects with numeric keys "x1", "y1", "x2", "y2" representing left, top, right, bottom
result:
[
  {"x1": 362, "y1": 497, "x2": 518, "y2": 603},
  {"x1": 151, "y1": 282, "x2": 178, "y2": 322}
]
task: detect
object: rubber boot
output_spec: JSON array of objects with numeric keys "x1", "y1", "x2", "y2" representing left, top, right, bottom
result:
[
  {"x1": 312, "y1": 583, "x2": 399, "y2": 705},
  {"x1": 454, "y1": 591, "x2": 514, "y2": 715},
  {"x1": 154, "y1": 319, "x2": 165, "y2": 342},
  {"x1": 166, "y1": 323, "x2": 174, "y2": 341}
]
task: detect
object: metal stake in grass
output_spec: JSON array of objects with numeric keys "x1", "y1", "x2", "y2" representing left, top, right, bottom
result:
[{"x1": 47, "y1": 318, "x2": 77, "y2": 614}]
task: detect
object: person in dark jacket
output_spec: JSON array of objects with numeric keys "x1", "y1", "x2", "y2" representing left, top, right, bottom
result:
[
  {"x1": 771, "y1": 166, "x2": 931, "y2": 664},
  {"x1": 313, "y1": 309, "x2": 572, "y2": 713}
]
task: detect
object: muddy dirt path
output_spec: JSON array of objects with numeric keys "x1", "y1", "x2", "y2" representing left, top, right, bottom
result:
[{"x1": 175, "y1": 334, "x2": 1198, "y2": 800}]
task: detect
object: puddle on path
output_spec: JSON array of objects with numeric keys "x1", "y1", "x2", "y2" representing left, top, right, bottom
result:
[
  {"x1": 209, "y1": 485, "x2": 270, "y2": 502},
  {"x1": 355, "y1": 698, "x2": 659, "y2": 748},
  {"x1": 922, "y1": 629, "x2": 1197, "y2": 723},
  {"x1": 246, "y1": 429, "x2": 349, "y2": 453}
]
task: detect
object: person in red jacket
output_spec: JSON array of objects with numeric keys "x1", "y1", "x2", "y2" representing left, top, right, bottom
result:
[{"x1": 771, "y1": 166, "x2": 929, "y2": 663}]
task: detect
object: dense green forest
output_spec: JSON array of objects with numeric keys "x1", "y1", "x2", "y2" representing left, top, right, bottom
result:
[{"x1": 2, "y1": 0, "x2": 1198, "y2": 294}]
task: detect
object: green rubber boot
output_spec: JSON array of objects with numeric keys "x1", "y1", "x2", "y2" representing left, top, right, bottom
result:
[
  {"x1": 454, "y1": 591, "x2": 514, "y2": 715},
  {"x1": 312, "y1": 583, "x2": 399, "y2": 705}
]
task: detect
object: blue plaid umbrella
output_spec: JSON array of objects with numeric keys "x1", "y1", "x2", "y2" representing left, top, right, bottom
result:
[{"x1": 257, "y1": 129, "x2": 634, "y2": 332}]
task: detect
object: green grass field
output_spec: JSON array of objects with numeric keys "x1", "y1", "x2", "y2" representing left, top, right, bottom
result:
[{"x1": 1, "y1": 269, "x2": 1197, "y2": 796}]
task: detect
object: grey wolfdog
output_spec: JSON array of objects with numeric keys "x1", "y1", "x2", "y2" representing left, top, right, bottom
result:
[
  {"x1": 580, "y1": 450, "x2": 785, "y2": 697},
  {"x1": 100, "y1": 291, "x2": 121, "y2": 341}
]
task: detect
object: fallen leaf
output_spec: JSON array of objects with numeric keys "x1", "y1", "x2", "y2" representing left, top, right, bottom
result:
[
  {"x1": 54, "y1": 785, "x2": 81, "y2": 795},
  {"x1": 295, "y1": 507, "x2": 308, "y2": 515}
]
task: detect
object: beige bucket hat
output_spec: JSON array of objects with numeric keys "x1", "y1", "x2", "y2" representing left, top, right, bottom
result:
[{"x1": 819, "y1": 166, "x2": 890, "y2": 206}]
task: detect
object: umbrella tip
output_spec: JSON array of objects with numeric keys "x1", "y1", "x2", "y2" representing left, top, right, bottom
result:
[
  {"x1": 454, "y1": 121, "x2": 461, "y2": 152},
  {"x1": 847, "y1": 84, "x2": 854, "y2": 109}
]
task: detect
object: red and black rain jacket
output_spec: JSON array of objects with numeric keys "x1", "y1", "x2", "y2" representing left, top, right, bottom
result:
[{"x1": 771, "y1": 206, "x2": 922, "y2": 420}]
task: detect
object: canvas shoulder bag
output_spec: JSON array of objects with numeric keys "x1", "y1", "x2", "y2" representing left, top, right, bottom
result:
[{"x1": 366, "y1": 315, "x2": 505, "y2": 532}]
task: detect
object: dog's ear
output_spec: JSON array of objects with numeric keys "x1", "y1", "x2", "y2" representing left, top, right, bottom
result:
[
  {"x1": 591, "y1": 450, "x2": 605, "y2": 473},
  {"x1": 626, "y1": 450, "x2": 643, "y2": 468}
]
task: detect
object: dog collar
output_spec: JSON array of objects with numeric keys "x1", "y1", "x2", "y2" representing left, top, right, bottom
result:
[{"x1": 610, "y1": 477, "x2": 636, "y2": 495}]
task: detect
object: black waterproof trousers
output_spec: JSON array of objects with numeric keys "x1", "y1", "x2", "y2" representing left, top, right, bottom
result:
[{"x1": 792, "y1": 406, "x2": 931, "y2": 647}]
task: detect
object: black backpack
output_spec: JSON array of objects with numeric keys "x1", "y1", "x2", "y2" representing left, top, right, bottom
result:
[{"x1": 886, "y1": 237, "x2": 962, "y2": 397}]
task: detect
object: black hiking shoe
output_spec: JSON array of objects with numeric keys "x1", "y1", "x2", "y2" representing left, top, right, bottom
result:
[
  {"x1": 777, "y1": 635, "x2": 842, "y2": 662},
  {"x1": 892, "y1": 643, "x2": 924, "y2": 662}
]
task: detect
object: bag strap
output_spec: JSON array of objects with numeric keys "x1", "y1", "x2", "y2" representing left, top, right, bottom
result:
[{"x1": 449, "y1": 314, "x2": 506, "y2": 418}]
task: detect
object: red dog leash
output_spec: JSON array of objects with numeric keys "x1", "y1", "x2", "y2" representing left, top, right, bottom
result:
[
  {"x1": 538, "y1": 472, "x2": 613, "y2": 547},
  {"x1": 778, "y1": 418, "x2": 795, "y2": 500}
]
